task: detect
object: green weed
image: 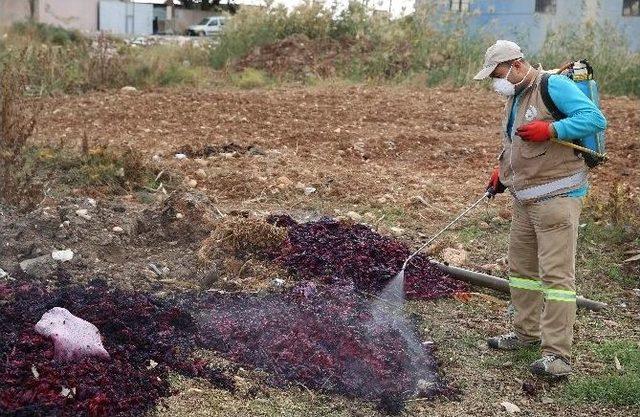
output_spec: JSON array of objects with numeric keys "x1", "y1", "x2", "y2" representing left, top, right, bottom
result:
[
  {"x1": 231, "y1": 68, "x2": 269, "y2": 89},
  {"x1": 564, "y1": 341, "x2": 640, "y2": 406}
]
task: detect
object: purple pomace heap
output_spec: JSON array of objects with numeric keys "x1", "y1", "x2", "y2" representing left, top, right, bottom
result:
[
  {"x1": 0, "y1": 215, "x2": 466, "y2": 416},
  {"x1": 196, "y1": 284, "x2": 452, "y2": 414},
  {"x1": 0, "y1": 279, "x2": 234, "y2": 417},
  {"x1": 267, "y1": 215, "x2": 468, "y2": 299}
]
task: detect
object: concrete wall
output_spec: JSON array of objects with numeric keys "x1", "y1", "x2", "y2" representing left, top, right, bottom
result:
[
  {"x1": 37, "y1": 0, "x2": 99, "y2": 32},
  {"x1": 417, "y1": 0, "x2": 640, "y2": 52},
  {"x1": 99, "y1": 0, "x2": 153, "y2": 36},
  {"x1": 0, "y1": 0, "x2": 32, "y2": 29}
]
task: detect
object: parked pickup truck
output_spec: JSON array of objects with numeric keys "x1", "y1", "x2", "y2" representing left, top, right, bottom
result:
[{"x1": 187, "y1": 16, "x2": 228, "y2": 36}]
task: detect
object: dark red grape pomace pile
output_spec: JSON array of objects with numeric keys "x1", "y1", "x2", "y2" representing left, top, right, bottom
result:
[
  {"x1": 0, "y1": 278, "x2": 234, "y2": 417},
  {"x1": 267, "y1": 214, "x2": 467, "y2": 299},
  {"x1": 0, "y1": 216, "x2": 466, "y2": 416}
]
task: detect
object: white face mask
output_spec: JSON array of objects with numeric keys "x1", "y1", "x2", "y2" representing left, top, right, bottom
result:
[{"x1": 492, "y1": 61, "x2": 532, "y2": 96}]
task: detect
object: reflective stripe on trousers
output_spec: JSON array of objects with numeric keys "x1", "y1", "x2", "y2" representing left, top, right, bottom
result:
[{"x1": 510, "y1": 276, "x2": 576, "y2": 301}]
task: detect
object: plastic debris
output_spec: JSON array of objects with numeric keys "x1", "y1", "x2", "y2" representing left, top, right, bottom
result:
[{"x1": 35, "y1": 307, "x2": 110, "y2": 362}]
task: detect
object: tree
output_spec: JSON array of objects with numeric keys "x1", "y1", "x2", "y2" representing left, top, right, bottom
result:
[{"x1": 181, "y1": 0, "x2": 238, "y2": 13}]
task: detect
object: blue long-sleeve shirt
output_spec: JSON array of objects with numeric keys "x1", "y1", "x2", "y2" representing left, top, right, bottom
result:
[{"x1": 547, "y1": 74, "x2": 607, "y2": 140}]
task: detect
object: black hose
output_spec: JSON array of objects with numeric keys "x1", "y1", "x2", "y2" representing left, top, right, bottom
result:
[{"x1": 433, "y1": 261, "x2": 607, "y2": 311}]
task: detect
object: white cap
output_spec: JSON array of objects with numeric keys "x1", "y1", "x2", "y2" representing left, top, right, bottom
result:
[{"x1": 474, "y1": 40, "x2": 524, "y2": 80}]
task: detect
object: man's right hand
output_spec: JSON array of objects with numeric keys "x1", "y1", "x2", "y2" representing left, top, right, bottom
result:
[{"x1": 486, "y1": 167, "x2": 506, "y2": 198}]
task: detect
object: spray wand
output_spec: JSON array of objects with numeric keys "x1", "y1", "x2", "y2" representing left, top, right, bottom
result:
[{"x1": 393, "y1": 191, "x2": 491, "y2": 281}]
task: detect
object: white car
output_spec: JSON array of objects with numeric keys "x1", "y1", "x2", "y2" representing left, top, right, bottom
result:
[{"x1": 187, "y1": 16, "x2": 228, "y2": 37}]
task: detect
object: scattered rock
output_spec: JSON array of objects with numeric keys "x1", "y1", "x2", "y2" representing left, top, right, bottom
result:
[
  {"x1": 500, "y1": 401, "x2": 521, "y2": 414},
  {"x1": 20, "y1": 255, "x2": 57, "y2": 279},
  {"x1": 614, "y1": 355, "x2": 623, "y2": 371},
  {"x1": 345, "y1": 211, "x2": 363, "y2": 222},
  {"x1": 363, "y1": 212, "x2": 376, "y2": 222},
  {"x1": 389, "y1": 226, "x2": 405, "y2": 236},
  {"x1": 276, "y1": 176, "x2": 293, "y2": 189},
  {"x1": 478, "y1": 221, "x2": 491, "y2": 230},
  {"x1": 480, "y1": 263, "x2": 500, "y2": 272},
  {"x1": 148, "y1": 263, "x2": 170, "y2": 277},
  {"x1": 174, "y1": 153, "x2": 188, "y2": 160},
  {"x1": 187, "y1": 179, "x2": 198, "y2": 188},
  {"x1": 409, "y1": 196, "x2": 429, "y2": 206},
  {"x1": 303, "y1": 186, "x2": 316, "y2": 195},
  {"x1": 442, "y1": 247, "x2": 468, "y2": 265},
  {"x1": 491, "y1": 216, "x2": 506, "y2": 225},
  {"x1": 541, "y1": 397, "x2": 554, "y2": 404},
  {"x1": 273, "y1": 278, "x2": 285, "y2": 287},
  {"x1": 247, "y1": 145, "x2": 266, "y2": 156},
  {"x1": 175, "y1": 213, "x2": 184, "y2": 219},
  {"x1": 51, "y1": 249, "x2": 74, "y2": 262},
  {"x1": 195, "y1": 169, "x2": 207, "y2": 179},
  {"x1": 112, "y1": 226, "x2": 125, "y2": 234},
  {"x1": 75, "y1": 209, "x2": 92, "y2": 220},
  {"x1": 120, "y1": 86, "x2": 138, "y2": 93},
  {"x1": 152, "y1": 154, "x2": 161, "y2": 162},
  {"x1": 0, "y1": 268, "x2": 8, "y2": 279}
]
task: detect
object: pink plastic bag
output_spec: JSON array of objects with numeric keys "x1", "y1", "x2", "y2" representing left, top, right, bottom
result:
[{"x1": 35, "y1": 307, "x2": 110, "y2": 362}]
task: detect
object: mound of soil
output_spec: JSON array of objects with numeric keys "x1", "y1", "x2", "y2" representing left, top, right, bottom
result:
[{"x1": 235, "y1": 34, "x2": 352, "y2": 79}]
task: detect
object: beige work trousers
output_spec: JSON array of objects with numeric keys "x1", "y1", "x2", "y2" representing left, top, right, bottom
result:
[{"x1": 508, "y1": 196, "x2": 582, "y2": 361}]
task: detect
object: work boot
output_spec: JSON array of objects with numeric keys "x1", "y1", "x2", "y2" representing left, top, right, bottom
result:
[
  {"x1": 530, "y1": 355, "x2": 572, "y2": 378},
  {"x1": 487, "y1": 332, "x2": 540, "y2": 351}
]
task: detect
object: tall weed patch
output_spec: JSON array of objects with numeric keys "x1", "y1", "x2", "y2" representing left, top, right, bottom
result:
[
  {"x1": 531, "y1": 22, "x2": 640, "y2": 97},
  {"x1": 214, "y1": 2, "x2": 639, "y2": 95}
]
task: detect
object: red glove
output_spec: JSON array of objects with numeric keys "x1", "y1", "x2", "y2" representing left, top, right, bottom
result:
[
  {"x1": 486, "y1": 167, "x2": 506, "y2": 198},
  {"x1": 516, "y1": 120, "x2": 552, "y2": 142}
]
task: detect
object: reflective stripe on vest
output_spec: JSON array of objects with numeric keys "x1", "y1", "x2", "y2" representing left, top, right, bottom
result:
[
  {"x1": 509, "y1": 276, "x2": 543, "y2": 292},
  {"x1": 545, "y1": 288, "x2": 577, "y2": 302},
  {"x1": 512, "y1": 171, "x2": 587, "y2": 201}
]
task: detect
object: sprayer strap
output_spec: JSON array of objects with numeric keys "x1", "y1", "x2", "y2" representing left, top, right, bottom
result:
[{"x1": 540, "y1": 73, "x2": 567, "y2": 121}]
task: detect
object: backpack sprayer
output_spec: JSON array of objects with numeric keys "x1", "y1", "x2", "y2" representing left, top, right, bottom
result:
[{"x1": 544, "y1": 60, "x2": 608, "y2": 167}]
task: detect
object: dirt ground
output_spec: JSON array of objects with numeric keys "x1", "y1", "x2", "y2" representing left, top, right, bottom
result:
[{"x1": 3, "y1": 84, "x2": 639, "y2": 416}]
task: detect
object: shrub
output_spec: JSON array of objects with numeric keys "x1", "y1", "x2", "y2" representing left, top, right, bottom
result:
[
  {"x1": 0, "y1": 53, "x2": 40, "y2": 208},
  {"x1": 231, "y1": 68, "x2": 269, "y2": 89}
]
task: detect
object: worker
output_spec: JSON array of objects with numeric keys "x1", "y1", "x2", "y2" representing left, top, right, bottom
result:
[{"x1": 473, "y1": 40, "x2": 607, "y2": 377}]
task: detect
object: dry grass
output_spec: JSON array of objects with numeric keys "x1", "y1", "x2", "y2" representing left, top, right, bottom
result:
[
  {"x1": 199, "y1": 216, "x2": 287, "y2": 263},
  {"x1": 198, "y1": 216, "x2": 290, "y2": 291},
  {"x1": 0, "y1": 53, "x2": 40, "y2": 208}
]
